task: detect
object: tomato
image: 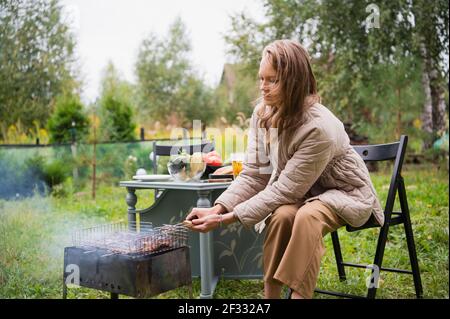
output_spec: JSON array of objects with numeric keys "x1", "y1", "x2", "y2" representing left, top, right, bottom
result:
[
  {"x1": 202, "y1": 151, "x2": 223, "y2": 166},
  {"x1": 208, "y1": 158, "x2": 222, "y2": 166}
]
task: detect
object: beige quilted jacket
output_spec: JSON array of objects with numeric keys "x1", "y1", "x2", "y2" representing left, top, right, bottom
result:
[{"x1": 215, "y1": 103, "x2": 383, "y2": 231}]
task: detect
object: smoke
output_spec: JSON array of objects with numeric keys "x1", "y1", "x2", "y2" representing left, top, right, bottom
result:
[
  {"x1": 0, "y1": 190, "x2": 112, "y2": 297},
  {"x1": 0, "y1": 150, "x2": 48, "y2": 200}
]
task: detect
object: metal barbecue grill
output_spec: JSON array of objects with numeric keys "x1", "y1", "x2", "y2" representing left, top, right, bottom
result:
[
  {"x1": 63, "y1": 221, "x2": 192, "y2": 299},
  {"x1": 72, "y1": 221, "x2": 188, "y2": 256}
]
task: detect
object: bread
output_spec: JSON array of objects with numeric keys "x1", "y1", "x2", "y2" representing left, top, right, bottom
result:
[{"x1": 212, "y1": 165, "x2": 233, "y2": 175}]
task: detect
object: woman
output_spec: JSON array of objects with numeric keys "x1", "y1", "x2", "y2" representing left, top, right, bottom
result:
[{"x1": 185, "y1": 39, "x2": 382, "y2": 299}]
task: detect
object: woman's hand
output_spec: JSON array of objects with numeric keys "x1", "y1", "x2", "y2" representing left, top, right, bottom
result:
[
  {"x1": 185, "y1": 204, "x2": 224, "y2": 221},
  {"x1": 185, "y1": 204, "x2": 235, "y2": 233},
  {"x1": 190, "y1": 214, "x2": 222, "y2": 233}
]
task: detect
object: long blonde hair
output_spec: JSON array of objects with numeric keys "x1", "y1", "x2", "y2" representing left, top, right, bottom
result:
[{"x1": 257, "y1": 40, "x2": 320, "y2": 135}]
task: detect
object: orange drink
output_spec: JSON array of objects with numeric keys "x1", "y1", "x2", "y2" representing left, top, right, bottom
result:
[
  {"x1": 231, "y1": 153, "x2": 245, "y2": 178},
  {"x1": 232, "y1": 160, "x2": 243, "y2": 178}
]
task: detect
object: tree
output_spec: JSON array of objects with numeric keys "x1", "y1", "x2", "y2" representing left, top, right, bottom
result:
[
  {"x1": 47, "y1": 94, "x2": 89, "y2": 143},
  {"x1": 412, "y1": 0, "x2": 449, "y2": 147},
  {"x1": 135, "y1": 17, "x2": 219, "y2": 127},
  {"x1": 214, "y1": 64, "x2": 259, "y2": 126},
  {"x1": 179, "y1": 77, "x2": 217, "y2": 127},
  {"x1": 0, "y1": 0, "x2": 80, "y2": 136},
  {"x1": 99, "y1": 62, "x2": 136, "y2": 141},
  {"x1": 100, "y1": 94, "x2": 136, "y2": 141},
  {"x1": 225, "y1": 0, "x2": 448, "y2": 146},
  {"x1": 135, "y1": 17, "x2": 191, "y2": 124}
]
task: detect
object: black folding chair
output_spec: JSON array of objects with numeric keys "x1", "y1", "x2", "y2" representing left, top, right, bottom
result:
[
  {"x1": 303, "y1": 135, "x2": 423, "y2": 299},
  {"x1": 151, "y1": 140, "x2": 215, "y2": 199}
]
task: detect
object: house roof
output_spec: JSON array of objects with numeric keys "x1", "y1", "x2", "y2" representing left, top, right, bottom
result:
[{"x1": 220, "y1": 63, "x2": 237, "y2": 89}]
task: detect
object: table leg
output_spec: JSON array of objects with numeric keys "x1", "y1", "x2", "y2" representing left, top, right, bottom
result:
[
  {"x1": 197, "y1": 190, "x2": 219, "y2": 299},
  {"x1": 126, "y1": 187, "x2": 137, "y2": 230}
]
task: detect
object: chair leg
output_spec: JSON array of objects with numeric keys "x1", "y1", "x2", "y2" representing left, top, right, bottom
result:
[
  {"x1": 403, "y1": 214, "x2": 423, "y2": 298},
  {"x1": 366, "y1": 223, "x2": 390, "y2": 299},
  {"x1": 398, "y1": 179, "x2": 423, "y2": 298},
  {"x1": 285, "y1": 288, "x2": 293, "y2": 299},
  {"x1": 331, "y1": 231, "x2": 346, "y2": 281}
]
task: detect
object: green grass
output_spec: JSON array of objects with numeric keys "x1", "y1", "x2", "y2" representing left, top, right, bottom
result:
[{"x1": 0, "y1": 164, "x2": 448, "y2": 299}]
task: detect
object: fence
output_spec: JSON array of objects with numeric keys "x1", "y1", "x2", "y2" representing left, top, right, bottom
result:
[{"x1": 0, "y1": 133, "x2": 187, "y2": 200}]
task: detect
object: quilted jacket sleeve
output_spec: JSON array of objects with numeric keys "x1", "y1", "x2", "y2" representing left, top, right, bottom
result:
[
  {"x1": 233, "y1": 124, "x2": 335, "y2": 228},
  {"x1": 214, "y1": 109, "x2": 272, "y2": 214}
]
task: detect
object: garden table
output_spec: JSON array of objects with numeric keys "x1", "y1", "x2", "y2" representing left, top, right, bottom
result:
[{"x1": 119, "y1": 180, "x2": 264, "y2": 299}]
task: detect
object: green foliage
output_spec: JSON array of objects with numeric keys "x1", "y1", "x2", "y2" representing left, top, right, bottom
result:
[
  {"x1": 179, "y1": 77, "x2": 218, "y2": 126},
  {"x1": 224, "y1": 0, "x2": 449, "y2": 145},
  {"x1": 24, "y1": 155, "x2": 46, "y2": 182},
  {"x1": 47, "y1": 95, "x2": 89, "y2": 143},
  {"x1": 24, "y1": 154, "x2": 69, "y2": 191},
  {"x1": 224, "y1": 13, "x2": 268, "y2": 75},
  {"x1": 135, "y1": 17, "x2": 219, "y2": 126},
  {"x1": 100, "y1": 94, "x2": 136, "y2": 141},
  {"x1": 41, "y1": 159, "x2": 69, "y2": 189},
  {"x1": 0, "y1": 151, "x2": 70, "y2": 198},
  {"x1": 135, "y1": 17, "x2": 191, "y2": 122},
  {"x1": 123, "y1": 155, "x2": 138, "y2": 179},
  {"x1": 98, "y1": 62, "x2": 137, "y2": 142},
  {"x1": 349, "y1": 56, "x2": 425, "y2": 142},
  {"x1": 214, "y1": 64, "x2": 259, "y2": 126},
  {"x1": 0, "y1": 0, "x2": 80, "y2": 137}
]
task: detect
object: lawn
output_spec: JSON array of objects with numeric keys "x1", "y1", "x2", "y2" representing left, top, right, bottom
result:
[{"x1": 0, "y1": 164, "x2": 448, "y2": 299}]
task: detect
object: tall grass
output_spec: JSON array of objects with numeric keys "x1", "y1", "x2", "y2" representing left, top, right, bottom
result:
[{"x1": 0, "y1": 164, "x2": 447, "y2": 299}]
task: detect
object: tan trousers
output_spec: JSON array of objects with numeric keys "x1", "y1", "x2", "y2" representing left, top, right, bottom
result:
[{"x1": 263, "y1": 200, "x2": 346, "y2": 299}]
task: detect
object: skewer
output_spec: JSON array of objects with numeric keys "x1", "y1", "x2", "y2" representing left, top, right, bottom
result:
[{"x1": 172, "y1": 220, "x2": 194, "y2": 229}]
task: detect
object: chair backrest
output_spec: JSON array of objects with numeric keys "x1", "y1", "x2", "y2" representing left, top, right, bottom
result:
[
  {"x1": 352, "y1": 135, "x2": 408, "y2": 216},
  {"x1": 154, "y1": 140, "x2": 215, "y2": 156}
]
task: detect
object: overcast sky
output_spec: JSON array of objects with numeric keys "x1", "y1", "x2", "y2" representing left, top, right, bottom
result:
[{"x1": 60, "y1": 0, "x2": 265, "y2": 104}]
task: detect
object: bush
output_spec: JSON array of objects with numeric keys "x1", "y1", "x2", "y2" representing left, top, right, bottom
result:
[
  {"x1": 24, "y1": 155, "x2": 69, "y2": 193},
  {"x1": 124, "y1": 155, "x2": 138, "y2": 179},
  {"x1": 100, "y1": 94, "x2": 136, "y2": 142},
  {"x1": 42, "y1": 159, "x2": 69, "y2": 189},
  {"x1": 47, "y1": 95, "x2": 90, "y2": 143}
]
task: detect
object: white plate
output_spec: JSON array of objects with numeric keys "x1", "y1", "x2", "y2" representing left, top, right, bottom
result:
[{"x1": 132, "y1": 174, "x2": 173, "y2": 182}]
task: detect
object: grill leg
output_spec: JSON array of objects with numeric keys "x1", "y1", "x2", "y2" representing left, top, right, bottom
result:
[
  {"x1": 111, "y1": 293, "x2": 119, "y2": 299},
  {"x1": 62, "y1": 281, "x2": 67, "y2": 299},
  {"x1": 188, "y1": 284, "x2": 193, "y2": 299}
]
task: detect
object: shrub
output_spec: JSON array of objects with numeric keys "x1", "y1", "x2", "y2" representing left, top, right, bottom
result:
[
  {"x1": 23, "y1": 155, "x2": 69, "y2": 193},
  {"x1": 42, "y1": 159, "x2": 69, "y2": 189},
  {"x1": 100, "y1": 94, "x2": 136, "y2": 142},
  {"x1": 124, "y1": 155, "x2": 138, "y2": 179},
  {"x1": 47, "y1": 95, "x2": 90, "y2": 143}
]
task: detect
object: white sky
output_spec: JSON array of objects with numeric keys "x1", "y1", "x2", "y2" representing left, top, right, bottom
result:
[{"x1": 60, "y1": 0, "x2": 265, "y2": 104}]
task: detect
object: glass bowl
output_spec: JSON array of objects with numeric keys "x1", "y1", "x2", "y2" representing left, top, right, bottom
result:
[{"x1": 167, "y1": 152, "x2": 206, "y2": 182}]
